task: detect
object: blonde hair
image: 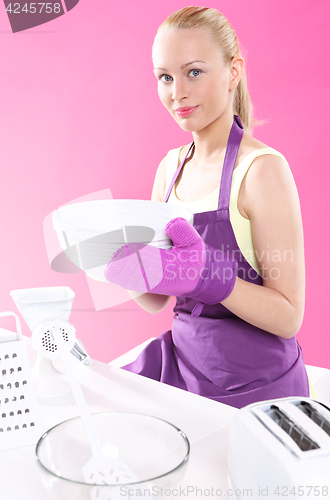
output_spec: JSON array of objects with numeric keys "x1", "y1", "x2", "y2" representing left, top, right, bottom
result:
[{"x1": 156, "y1": 6, "x2": 253, "y2": 131}]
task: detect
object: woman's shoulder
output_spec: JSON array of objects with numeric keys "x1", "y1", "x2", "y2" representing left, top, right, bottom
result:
[
  {"x1": 238, "y1": 133, "x2": 276, "y2": 160},
  {"x1": 240, "y1": 132, "x2": 269, "y2": 153},
  {"x1": 236, "y1": 132, "x2": 289, "y2": 170},
  {"x1": 237, "y1": 134, "x2": 297, "y2": 221}
]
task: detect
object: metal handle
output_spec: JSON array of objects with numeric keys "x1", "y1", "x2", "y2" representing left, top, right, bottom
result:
[{"x1": 70, "y1": 339, "x2": 92, "y2": 366}]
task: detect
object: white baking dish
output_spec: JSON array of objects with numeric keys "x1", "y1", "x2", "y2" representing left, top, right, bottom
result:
[{"x1": 52, "y1": 199, "x2": 193, "y2": 281}]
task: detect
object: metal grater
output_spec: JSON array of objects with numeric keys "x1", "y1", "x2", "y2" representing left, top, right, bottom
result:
[{"x1": 0, "y1": 312, "x2": 43, "y2": 451}]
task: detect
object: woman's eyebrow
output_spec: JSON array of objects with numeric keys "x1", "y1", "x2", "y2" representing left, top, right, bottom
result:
[
  {"x1": 154, "y1": 60, "x2": 207, "y2": 71},
  {"x1": 181, "y1": 60, "x2": 207, "y2": 69}
]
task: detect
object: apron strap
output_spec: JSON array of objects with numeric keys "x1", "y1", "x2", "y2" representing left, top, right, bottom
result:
[
  {"x1": 164, "y1": 116, "x2": 243, "y2": 209},
  {"x1": 164, "y1": 143, "x2": 194, "y2": 203},
  {"x1": 190, "y1": 117, "x2": 243, "y2": 319},
  {"x1": 217, "y1": 115, "x2": 244, "y2": 211}
]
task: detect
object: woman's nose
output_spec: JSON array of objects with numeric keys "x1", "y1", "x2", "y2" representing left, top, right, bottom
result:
[{"x1": 171, "y1": 79, "x2": 189, "y2": 101}]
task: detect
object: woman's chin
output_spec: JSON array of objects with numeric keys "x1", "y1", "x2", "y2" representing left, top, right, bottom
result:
[
  {"x1": 175, "y1": 120, "x2": 202, "y2": 133},
  {"x1": 173, "y1": 115, "x2": 215, "y2": 134}
]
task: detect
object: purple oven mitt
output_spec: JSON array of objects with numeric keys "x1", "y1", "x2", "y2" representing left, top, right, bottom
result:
[{"x1": 104, "y1": 218, "x2": 237, "y2": 304}]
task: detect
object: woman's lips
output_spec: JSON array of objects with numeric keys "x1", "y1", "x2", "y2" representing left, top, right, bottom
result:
[{"x1": 175, "y1": 106, "x2": 199, "y2": 117}]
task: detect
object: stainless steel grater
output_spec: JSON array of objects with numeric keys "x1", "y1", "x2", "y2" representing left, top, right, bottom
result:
[{"x1": 0, "y1": 311, "x2": 43, "y2": 451}]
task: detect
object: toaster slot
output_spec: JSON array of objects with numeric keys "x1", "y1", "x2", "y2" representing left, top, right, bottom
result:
[
  {"x1": 267, "y1": 405, "x2": 320, "y2": 452},
  {"x1": 296, "y1": 401, "x2": 330, "y2": 437}
]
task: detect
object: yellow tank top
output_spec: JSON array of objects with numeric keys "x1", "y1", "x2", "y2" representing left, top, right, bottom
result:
[{"x1": 165, "y1": 146, "x2": 289, "y2": 275}]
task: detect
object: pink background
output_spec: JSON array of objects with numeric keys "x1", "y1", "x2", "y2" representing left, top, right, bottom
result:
[{"x1": 0, "y1": 1, "x2": 329, "y2": 369}]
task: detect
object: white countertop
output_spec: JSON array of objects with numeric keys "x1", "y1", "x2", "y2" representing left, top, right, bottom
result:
[{"x1": 0, "y1": 337, "x2": 238, "y2": 500}]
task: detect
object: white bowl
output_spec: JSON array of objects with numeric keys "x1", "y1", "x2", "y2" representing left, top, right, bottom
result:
[
  {"x1": 52, "y1": 200, "x2": 193, "y2": 282},
  {"x1": 36, "y1": 412, "x2": 190, "y2": 500}
]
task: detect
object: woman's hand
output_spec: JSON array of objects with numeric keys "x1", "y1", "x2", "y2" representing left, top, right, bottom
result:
[{"x1": 105, "y1": 217, "x2": 237, "y2": 304}]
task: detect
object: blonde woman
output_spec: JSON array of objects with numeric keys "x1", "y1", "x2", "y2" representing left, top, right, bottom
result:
[{"x1": 105, "y1": 6, "x2": 309, "y2": 408}]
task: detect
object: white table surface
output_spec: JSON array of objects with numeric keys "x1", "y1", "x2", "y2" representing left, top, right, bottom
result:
[{"x1": 0, "y1": 337, "x2": 238, "y2": 500}]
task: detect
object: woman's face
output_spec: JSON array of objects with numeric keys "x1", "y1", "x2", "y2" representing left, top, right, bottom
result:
[{"x1": 152, "y1": 27, "x2": 238, "y2": 133}]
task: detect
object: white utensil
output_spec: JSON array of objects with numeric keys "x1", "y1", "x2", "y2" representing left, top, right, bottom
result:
[{"x1": 40, "y1": 319, "x2": 138, "y2": 486}]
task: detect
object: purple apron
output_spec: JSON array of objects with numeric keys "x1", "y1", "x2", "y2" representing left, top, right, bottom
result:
[{"x1": 123, "y1": 115, "x2": 309, "y2": 408}]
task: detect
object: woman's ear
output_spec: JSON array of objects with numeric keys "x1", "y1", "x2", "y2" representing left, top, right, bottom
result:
[{"x1": 229, "y1": 56, "x2": 244, "y2": 90}]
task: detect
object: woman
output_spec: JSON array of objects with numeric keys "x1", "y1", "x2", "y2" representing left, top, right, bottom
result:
[{"x1": 105, "y1": 6, "x2": 309, "y2": 408}]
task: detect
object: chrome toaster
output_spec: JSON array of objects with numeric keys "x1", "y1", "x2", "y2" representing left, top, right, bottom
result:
[{"x1": 228, "y1": 397, "x2": 330, "y2": 500}]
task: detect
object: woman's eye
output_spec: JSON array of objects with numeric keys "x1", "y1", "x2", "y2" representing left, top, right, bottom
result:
[
  {"x1": 188, "y1": 69, "x2": 202, "y2": 77},
  {"x1": 159, "y1": 74, "x2": 172, "y2": 82}
]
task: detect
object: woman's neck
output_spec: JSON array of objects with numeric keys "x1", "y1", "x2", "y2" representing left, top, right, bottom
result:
[{"x1": 191, "y1": 111, "x2": 234, "y2": 165}]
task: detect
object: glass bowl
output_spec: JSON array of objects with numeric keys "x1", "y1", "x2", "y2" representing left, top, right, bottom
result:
[{"x1": 36, "y1": 412, "x2": 190, "y2": 500}]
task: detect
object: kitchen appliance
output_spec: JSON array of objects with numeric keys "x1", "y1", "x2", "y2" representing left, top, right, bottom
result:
[
  {"x1": 228, "y1": 397, "x2": 330, "y2": 500},
  {"x1": 10, "y1": 286, "x2": 91, "y2": 402}
]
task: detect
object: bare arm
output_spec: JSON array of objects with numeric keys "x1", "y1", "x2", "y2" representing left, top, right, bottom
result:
[
  {"x1": 221, "y1": 154, "x2": 305, "y2": 339},
  {"x1": 127, "y1": 156, "x2": 172, "y2": 314}
]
